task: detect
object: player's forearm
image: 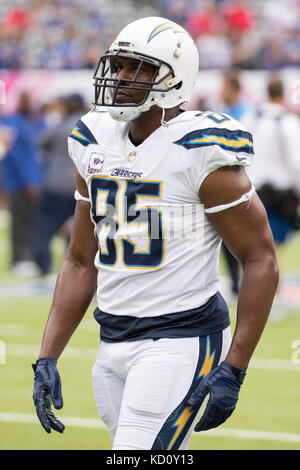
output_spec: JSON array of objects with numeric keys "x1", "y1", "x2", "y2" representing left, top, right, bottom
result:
[
  {"x1": 225, "y1": 252, "x2": 279, "y2": 370},
  {"x1": 39, "y1": 257, "x2": 98, "y2": 361}
]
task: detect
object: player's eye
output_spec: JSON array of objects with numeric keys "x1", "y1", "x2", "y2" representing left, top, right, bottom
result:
[
  {"x1": 139, "y1": 63, "x2": 157, "y2": 78},
  {"x1": 110, "y1": 59, "x2": 123, "y2": 74},
  {"x1": 115, "y1": 63, "x2": 123, "y2": 73},
  {"x1": 125, "y1": 61, "x2": 140, "y2": 74}
]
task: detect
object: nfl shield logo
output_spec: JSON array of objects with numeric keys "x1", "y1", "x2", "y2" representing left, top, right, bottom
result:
[{"x1": 88, "y1": 152, "x2": 105, "y2": 174}]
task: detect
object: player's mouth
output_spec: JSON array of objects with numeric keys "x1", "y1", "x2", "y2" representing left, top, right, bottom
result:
[{"x1": 115, "y1": 91, "x2": 135, "y2": 103}]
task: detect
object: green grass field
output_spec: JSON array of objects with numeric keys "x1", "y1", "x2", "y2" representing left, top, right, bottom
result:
[{"x1": 1, "y1": 208, "x2": 300, "y2": 450}]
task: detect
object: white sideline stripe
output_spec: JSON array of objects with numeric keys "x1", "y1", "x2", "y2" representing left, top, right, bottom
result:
[
  {"x1": 250, "y1": 358, "x2": 300, "y2": 372},
  {"x1": 203, "y1": 428, "x2": 300, "y2": 443},
  {"x1": 6, "y1": 344, "x2": 99, "y2": 359},
  {"x1": 5, "y1": 344, "x2": 300, "y2": 372},
  {"x1": 1, "y1": 412, "x2": 300, "y2": 444},
  {"x1": 1, "y1": 324, "x2": 28, "y2": 336},
  {"x1": 0, "y1": 412, "x2": 106, "y2": 429}
]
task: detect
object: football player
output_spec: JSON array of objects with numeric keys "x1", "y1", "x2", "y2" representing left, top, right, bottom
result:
[{"x1": 32, "y1": 17, "x2": 279, "y2": 450}]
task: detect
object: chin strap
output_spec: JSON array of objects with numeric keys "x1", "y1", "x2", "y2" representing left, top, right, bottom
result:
[
  {"x1": 161, "y1": 107, "x2": 169, "y2": 127},
  {"x1": 160, "y1": 107, "x2": 200, "y2": 127},
  {"x1": 161, "y1": 107, "x2": 182, "y2": 127}
]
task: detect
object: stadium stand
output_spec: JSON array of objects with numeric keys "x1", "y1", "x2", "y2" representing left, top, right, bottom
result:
[{"x1": 1, "y1": 0, "x2": 300, "y2": 70}]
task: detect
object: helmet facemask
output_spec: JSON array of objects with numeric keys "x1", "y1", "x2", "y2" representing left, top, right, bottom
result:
[{"x1": 93, "y1": 50, "x2": 179, "y2": 121}]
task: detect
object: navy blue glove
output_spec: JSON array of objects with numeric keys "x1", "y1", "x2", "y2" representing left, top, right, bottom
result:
[
  {"x1": 32, "y1": 358, "x2": 65, "y2": 434},
  {"x1": 186, "y1": 361, "x2": 246, "y2": 431}
]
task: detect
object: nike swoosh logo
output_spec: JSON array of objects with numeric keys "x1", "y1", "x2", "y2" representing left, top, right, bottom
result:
[{"x1": 236, "y1": 155, "x2": 247, "y2": 161}]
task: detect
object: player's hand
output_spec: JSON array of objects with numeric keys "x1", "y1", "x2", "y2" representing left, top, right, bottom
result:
[
  {"x1": 32, "y1": 358, "x2": 65, "y2": 434},
  {"x1": 186, "y1": 361, "x2": 246, "y2": 431}
]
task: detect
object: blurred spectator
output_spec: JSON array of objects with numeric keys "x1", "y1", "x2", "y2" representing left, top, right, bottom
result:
[
  {"x1": 196, "y1": 27, "x2": 232, "y2": 69},
  {"x1": 3, "y1": 6, "x2": 33, "y2": 31},
  {"x1": 217, "y1": 68, "x2": 256, "y2": 297},
  {"x1": 186, "y1": 1, "x2": 222, "y2": 38},
  {"x1": 258, "y1": 37, "x2": 287, "y2": 70},
  {"x1": 284, "y1": 26, "x2": 300, "y2": 66},
  {"x1": 262, "y1": 0, "x2": 298, "y2": 32},
  {"x1": 32, "y1": 94, "x2": 87, "y2": 275},
  {"x1": 219, "y1": 68, "x2": 256, "y2": 123},
  {"x1": 160, "y1": 0, "x2": 190, "y2": 26},
  {"x1": 247, "y1": 74, "x2": 300, "y2": 314},
  {"x1": 223, "y1": 0, "x2": 258, "y2": 69},
  {"x1": 0, "y1": 95, "x2": 43, "y2": 276},
  {"x1": 247, "y1": 75, "x2": 300, "y2": 246},
  {"x1": 18, "y1": 92, "x2": 47, "y2": 139},
  {"x1": 223, "y1": 0, "x2": 255, "y2": 33},
  {"x1": 42, "y1": 98, "x2": 66, "y2": 128},
  {"x1": 186, "y1": 1, "x2": 232, "y2": 69}
]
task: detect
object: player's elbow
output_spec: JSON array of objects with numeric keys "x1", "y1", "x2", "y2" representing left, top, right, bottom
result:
[
  {"x1": 259, "y1": 248, "x2": 280, "y2": 294},
  {"x1": 242, "y1": 238, "x2": 279, "y2": 288},
  {"x1": 263, "y1": 248, "x2": 279, "y2": 287},
  {"x1": 65, "y1": 243, "x2": 96, "y2": 271}
]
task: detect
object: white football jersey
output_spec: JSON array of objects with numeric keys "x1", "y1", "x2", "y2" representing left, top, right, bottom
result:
[{"x1": 68, "y1": 109, "x2": 254, "y2": 341}]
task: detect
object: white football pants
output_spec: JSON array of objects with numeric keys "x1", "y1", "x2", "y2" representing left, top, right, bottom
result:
[{"x1": 92, "y1": 326, "x2": 231, "y2": 450}]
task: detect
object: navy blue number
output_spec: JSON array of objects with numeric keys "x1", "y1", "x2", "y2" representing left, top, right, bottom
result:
[
  {"x1": 122, "y1": 180, "x2": 164, "y2": 268},
  {"x1": 196, "y1": 111, "x2": 231, "y2": 124},
  {"x1": 90, "y1": 177, "x2": 119, "y2": 266},
  {"x1": 90, "y1": 177, "x2": 164, "y2": 268}
]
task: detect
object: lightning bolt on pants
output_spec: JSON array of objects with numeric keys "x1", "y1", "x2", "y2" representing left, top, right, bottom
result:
[{"x1": 92, "y1": 326, "x2": 231, "y2": 450}]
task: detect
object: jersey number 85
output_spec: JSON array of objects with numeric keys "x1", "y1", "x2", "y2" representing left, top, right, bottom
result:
[{"x1": 90, "y1": 176, "x2": 166, "y2": 269}]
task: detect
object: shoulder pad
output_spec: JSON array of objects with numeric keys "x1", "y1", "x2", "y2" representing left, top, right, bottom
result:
[
  {"x1": 174, "y1": 111, "x2": 253, "y2": 155},
  {"x1": 174, "y1": 126, "x2": 254, "y2": 155},
  {"x1": 69, "y1": 117, "x2": 98, "y2": 147}
]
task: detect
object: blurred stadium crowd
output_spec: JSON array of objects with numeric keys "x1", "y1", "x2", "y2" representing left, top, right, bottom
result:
[
  {"x1": 0, "y1": 92, "x2": 88, "y2": 276},
  {"x1": 1, "y1": 0, "x2": 300, "y2": 70}
]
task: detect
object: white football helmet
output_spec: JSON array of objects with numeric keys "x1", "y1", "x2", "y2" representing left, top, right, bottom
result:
[{"x1": 93, "y1": 16, "x2": 199, "y2": 121}]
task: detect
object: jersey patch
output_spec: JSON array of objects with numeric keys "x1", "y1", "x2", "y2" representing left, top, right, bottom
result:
[
  {"x1": 69, "y1": 119, "x2": 98, "y2": 147},
  {"x1": 174, "y1": 127, "x2": 254, "y2": 154}
]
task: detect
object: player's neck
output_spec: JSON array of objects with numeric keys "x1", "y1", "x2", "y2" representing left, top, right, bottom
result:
[{"x1": 128, "y1": 106, "x2": 180, "y2": 144}]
